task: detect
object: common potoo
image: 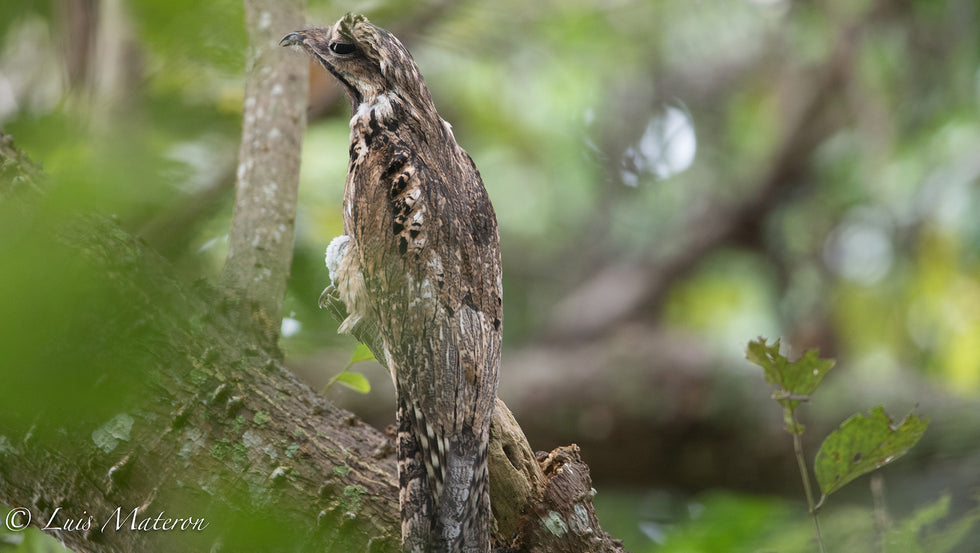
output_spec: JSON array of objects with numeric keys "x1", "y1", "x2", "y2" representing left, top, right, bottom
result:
[{"x1": 281, "y1": 14, "x2": 501, "y2": 553}]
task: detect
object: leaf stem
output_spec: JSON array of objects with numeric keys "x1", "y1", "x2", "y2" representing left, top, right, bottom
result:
[
  {"x1": 870, "y1": 473, "x2": 888, "y2": 553},
  {"x1": 789, "y1": 407, "x2": 826, "y2": 553},
  {"x1": 322, "y1": 361, "x2": 354, "y2": 394}
]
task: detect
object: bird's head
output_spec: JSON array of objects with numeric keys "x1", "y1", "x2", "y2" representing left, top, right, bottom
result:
[{"x1": 281, "y1": 13, "x2": 434, "y2": 115}]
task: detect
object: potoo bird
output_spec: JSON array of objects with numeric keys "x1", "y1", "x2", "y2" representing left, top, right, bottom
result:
[{"x1": 281, "y1": 14, "x2": 501, "y2": 553}]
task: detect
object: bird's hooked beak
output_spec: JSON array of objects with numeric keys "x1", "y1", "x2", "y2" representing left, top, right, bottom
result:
[{"x1": 279, "y1": 31, "x2": 306, "y2": 48}]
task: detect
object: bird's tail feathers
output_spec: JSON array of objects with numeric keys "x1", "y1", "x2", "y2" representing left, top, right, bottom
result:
[{"x1": 399, "y1": 398, "x2": 491, "y2": 553}]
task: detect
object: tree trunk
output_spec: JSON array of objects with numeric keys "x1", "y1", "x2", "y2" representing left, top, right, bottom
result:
[{"x1": 220, "y1": 0, "x2": 308, "y2": 346}]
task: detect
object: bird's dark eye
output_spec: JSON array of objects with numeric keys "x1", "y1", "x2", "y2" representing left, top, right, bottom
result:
[{"x1": 329, "y1": 42, "x2": 356, "y2": 55}]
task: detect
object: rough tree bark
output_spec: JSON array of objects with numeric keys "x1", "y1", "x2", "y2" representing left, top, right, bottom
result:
[{"x1": 0, "y1": 4, "x2": 627, "y2": 551}]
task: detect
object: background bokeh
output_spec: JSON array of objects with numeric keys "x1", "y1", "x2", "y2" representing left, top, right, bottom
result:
[{"x1": 2, "y1": 0, "x2": 979, "y2": 551}]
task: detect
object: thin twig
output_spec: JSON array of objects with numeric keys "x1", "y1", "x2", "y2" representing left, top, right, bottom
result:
[
  {"x1": 871, "y1": 473, "x2": 889, "y2": 553},
  {"x1": 789, "y1": 407, "x2": 826, "y2": 553}
]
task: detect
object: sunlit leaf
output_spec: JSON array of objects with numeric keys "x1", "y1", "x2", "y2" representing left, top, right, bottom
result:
[
  {"x1": 349, "y1": 342, "x2": 376, "y2": 365},
  {"x1": 815, "y1": 406, "x2": 928, "y2": 498},
  {"x1": 321, "y1": 345, "x2": 377, "y2": 395},
  {"x1": 334, "y1": 372, "x2": 371, "y2": 394},
  {"x1": 746, "y1": 337, "x2": 835, "y2": 408}
]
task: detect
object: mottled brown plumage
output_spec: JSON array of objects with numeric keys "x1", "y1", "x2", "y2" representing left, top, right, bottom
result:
[{"x1": 281, "y1": 14, "x2": 501, "y2": 553}]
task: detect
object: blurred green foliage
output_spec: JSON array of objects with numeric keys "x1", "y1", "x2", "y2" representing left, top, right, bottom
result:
[
  {"x1": 0, "y1": 511, "x2": 66, "y2": 553},
  {"x1": 3, "y1": 0, "x2": 980, "y2": 551},
  {"x1": 5, "y1": 0, "x2": 980, "y2": 378},
  {"x1": 595, "y1": 490, "x2": 979, "y2": 553}
]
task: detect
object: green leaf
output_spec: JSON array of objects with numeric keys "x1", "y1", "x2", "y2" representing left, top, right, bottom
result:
[
  {"x1": 321, "y1": 345, "x2": 376, "y2": 395},
  {"x1": 349, "y1": 342, "x2": 376, "y2": 365},
  {"x1": 745, "y1": 337, "x2": 834, "y2": 408},
  {"x1": 815, "y1": 405, "x2": 928, "y2": 498},
  {"x1": 334, "y1": 371, "x2": 371, "y2": 394}
]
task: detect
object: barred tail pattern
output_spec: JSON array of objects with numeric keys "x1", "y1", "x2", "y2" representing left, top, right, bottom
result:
[
  {"x1": 397, "y1": 397, "x2": 434, "y2": 553},
  {"x1": 457, "y1": 439, "x2": 491, "y2": 553},
  {"x1": 397, "y1": 394, "x2": 491, "y2": 553}
]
